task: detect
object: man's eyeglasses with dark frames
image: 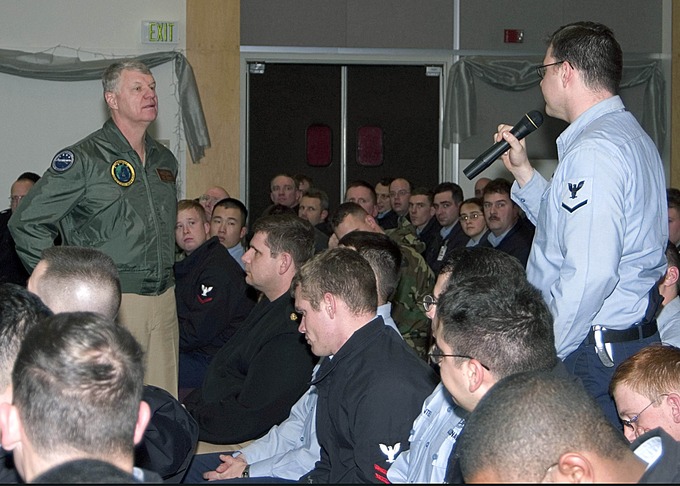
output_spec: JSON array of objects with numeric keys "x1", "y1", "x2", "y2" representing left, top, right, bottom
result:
[
  {"x1": 428, "y1": 343, "x2": 490, "y2": 370},
  {"x1": 422, "y1": 295, "x2": 438, "y2": 313},
  {"x1": 536, "y1": 60, "x2": 565, "y2": 79},
  {"x1": 621, "y1": 394, "x2": 669, "y2": 430}
]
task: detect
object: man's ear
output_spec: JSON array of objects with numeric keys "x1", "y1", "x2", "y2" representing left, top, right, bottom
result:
[
  {"x1": 551, "y1": 452, "x2": 594, "y2": 483},
  {"x1": 323, "y1": 293, "x2": 336, "y2": 319},
  {"x1": 321, "y1": 209, "x2": 329, "y2": 223},
  {"x1": 133, "y1": 401, "x2": 152, "y2": 446},
  {"x1": 0, "y1": 403, "x2": 23, "y2": 451},
  {"x1": 667, "y1": 392, "x2": 680, "y2": 423},
  {"x1": 239, "y1": 226, "x2": 248, "y2": 240},
  {"x1": 664, "y1": 265, "x2": 680, "y2": 288},
  {"x1": 203, "y1": 222, "x2": 210, "y2": 237},
  {"x1": 466, "y1": 360, "x2": 487, "y2": 394},
  {"x1": 365, "y1": 215, "x2": 379, "y2": 230},
  {"x1": 279, "y1": 252, "x2": 293, "y2": 275},
  {"x1": 104, "y1": 91, "x2": 118, "y2": 111}
]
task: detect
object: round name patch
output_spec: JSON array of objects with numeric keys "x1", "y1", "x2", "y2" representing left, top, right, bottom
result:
[
  {"x1": 111, "y1": 160, "x2": 135, "y2": 187},
  {"x1": 51, "y1": 150, "x2": 75, "y2": 172}
]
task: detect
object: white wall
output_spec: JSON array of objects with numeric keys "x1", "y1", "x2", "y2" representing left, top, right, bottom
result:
[{"x1": 0, "y1": 0, "x2": 187, "y2": 202}]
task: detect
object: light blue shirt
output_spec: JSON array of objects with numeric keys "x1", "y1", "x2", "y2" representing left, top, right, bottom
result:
[
  {"x1": 237, "y1": 308, "x2": 401, "y2": 480},
  {"x1": 513, "y1": 96, "x2": 667, "y2": 358},
  {"x1": 386, "y1": 383, "x2": 467, "y2": 483},
  {"x1": 658, "y1": 296, "x2": 680, "y2": 348},
  {"x1": 228, "y1": 243, "x2": 246, "y2": 271}
]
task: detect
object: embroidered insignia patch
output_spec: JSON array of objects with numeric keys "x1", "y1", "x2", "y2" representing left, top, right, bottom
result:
[
  {"x1": 379, "y1": 442, "x2": 401, "y2": 463},
  {"x1": 197, "y1": 284, "x2": 214, "y2": 304},
  {"x1": 111, "y1": 160, "x2": 135, "y2": 187},
  {"x1": 51, "y1": 150, "x2": 75, "y2": 172},
  {"x1": 561, "y1": 177, "x2": 592, "y2": 213}
]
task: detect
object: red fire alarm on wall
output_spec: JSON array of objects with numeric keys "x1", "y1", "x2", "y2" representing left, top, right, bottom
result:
[{"x1": 504, "y1": 29, "x2": 524, "y2": 43}]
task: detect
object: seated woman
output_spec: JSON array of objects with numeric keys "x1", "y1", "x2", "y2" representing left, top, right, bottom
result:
[{"x1": 459, "y1": 197, "x2": 489, "y2": 247}]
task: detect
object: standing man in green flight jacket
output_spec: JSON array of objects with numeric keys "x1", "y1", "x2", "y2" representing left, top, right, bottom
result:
[{"x1": 9, "y1": 60, "x2": 180, "y2": 398}]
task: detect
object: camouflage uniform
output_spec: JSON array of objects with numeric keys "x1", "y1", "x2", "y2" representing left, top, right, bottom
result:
[{"x1": 386, "y1": 224, "x2": 435, "y2": 360}]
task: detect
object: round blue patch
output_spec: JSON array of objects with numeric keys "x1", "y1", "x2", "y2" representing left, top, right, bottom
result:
[{"x1": 51, "y1": 150, "x2": 75, "y2": 172}]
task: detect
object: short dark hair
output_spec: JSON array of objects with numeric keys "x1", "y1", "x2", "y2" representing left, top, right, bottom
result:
[
  {"x1": 377, "y1": 177, "x2": 394, "y2": 187},
  {"x1": 548, "y1": 21, "x2": 622, "y2": 95},
  {"x1": 16, "y1": 172, "x2": 40, "y2": 184},
  {"x1": 293, "y1": 247, "x2": 377, "y2": 314},
  {"x1": 251, "y1": 214, "x2": 315, "y2": 269},
  {"x1": 35, "y1": 246, "x2": 121, "y2": 319},
  {"x1": 667, "y1": 188, "x2": 680, "y2": 211},
  {"x1": 0, "y1": 284, "x2": 52, "y2": 390},
  {"x1": 330, "y1": 202, "x2": 368, "y2": 231},
  {"x1": 433, "y1": 182, "x2": 464, "y2": 205},
  {"x1": 13, "y1": 312, "x2": 145, "y2": 458},
  {"x1": 409, "y1": 187, "x2": 434, "y2": 205},
  {"x1": 302, "y1": 187, "x2": 329, "y2": 211},
  {"x1": 437, "y1": 276, "x2": 556, "y2": 379},
  {"x1": 338, "y1": 230, "x2": 402, "y2": 303},
  {"x1": 213, "y1": 197, "x2": 248, "y2": 227},
  {"x1": 345, "y1": 180, "x2": 377, "y2": 205},
  {"x1": 438, "y1": 247, "x2": 526, "y2": 290},
  {"x1": 482, "y1": 178, "x2": 512, "y2": 198},
  {"x1": 293, "y1": 174, "x2": 313, "y2": 189},
  {"x1": 459, "y1": 197, "x2": 484, "y2": 211},
  {"x1": 458, "y1": 371, "x2": 630, "y2": 482}
]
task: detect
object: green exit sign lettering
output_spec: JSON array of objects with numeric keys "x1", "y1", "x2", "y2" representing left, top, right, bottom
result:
[{"x1": 142, "y1": 21, "x2": 178, "y2": 44}]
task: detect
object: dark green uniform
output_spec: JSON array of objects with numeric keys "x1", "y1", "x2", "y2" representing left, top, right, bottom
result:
[{"x1": 9, "y1": 119, "x2": 178, "y2": 295}]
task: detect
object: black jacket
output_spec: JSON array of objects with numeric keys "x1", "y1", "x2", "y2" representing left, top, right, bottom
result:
[
  {"x1": 424, "y1": 222, "x2": 469, "y2": 275},
  {"x1": 184, "y1": 293, "x2": 317, "y2": 444},
  {"x1": 479, "y1": 217, "x2": 535, "y2": 267},
  {"x1": 303, "y1": 317, "x2": 438, "y2": 483},
  {"x1": 634, "y1": 427, "x2": 680, "y2": 483},
  {"x1": 174, "y1": 236, "x2": 256, "y2": 357}
]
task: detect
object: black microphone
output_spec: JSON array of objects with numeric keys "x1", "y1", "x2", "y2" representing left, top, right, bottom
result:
[{"x1": 463, "y1": 110, "x2": 544, "y2": 180}]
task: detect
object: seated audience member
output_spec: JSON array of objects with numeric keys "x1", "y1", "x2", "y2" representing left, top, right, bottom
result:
[
  {"x1": 294, "y1": 174, "x2": 313, "y2": 195},
  {"x1": 0, "y1": 284, "x2": 52, "y2": 482},
  {"x1": 668, "y1": 188, "x2": 680, "y2": 248},
  {"x1": 209, "y1": 197, "x2": 249, "y2": 271},
  {"x1": 436, "y1": 274, "x2": 561, "y2": 482},
  {"x1": 459, "y1": 197, "x2": 490, "y2": 247},
  {"x1": 457, "y1": 371, "x2": 680, "y2": 483},
  {"x1": 298, "y1": 187, "x2": 332, "y2": 238},
  {"x1": 266, "y1": 174, "x2": 301, "y2": 215},
  {"x1": 657, "y1": 241, "x2": 680, "y2": 347},
  {"x1": 27, "y1": 245, "x2": 199, "y2": 482},
  {"x1": 409, "y1": 187, "x2": 440, "y2": 256},
  {"x1": 375, "y1": 177, "x2": 398, "y2": 230},
  {"x1": 175, "y1": 199, "x2": 256, "y2": 392},
  {"x1": 389, "y1": 177, "x2": 412, "y2": 221},
  {"x1": 184, "y1": 231, "x2": 403, "y2": 482},
  {"x1": 610, "y1": 345, "x2": 680, "y2": 442},
  {"x1": 0, "y1": 172, "x2": 40, "y2": 286},
  {"x1": 295, "y1": 248, "x2": 438, "y2": 483},
  {"x1": 473, "y1": 177, "x2": 490, "y2": 198},
  {"x1": 331, "y1": 202, "x2": 434, "y2": 359},
  {"x1": 345, "y1": 180, "x2": 378, "y2": 217},
  {"x1": 479, "y1": 178, "x2": 534, "y2": 266},
  {"x1": 183, "y1": 214, "x2": 317, "y2": 445},
  {"x1": 425, "y1": 182, "x2": 468, "y2": 275},
  {"x1": 198, "y1": 186, "x2": 230, "y2": 221},
  {"x1": 0, "y1": 312, "x2": 160, "y2": 483},
  {"x1": 388, "y1": 247, "x2": 529, "y2": 483}
]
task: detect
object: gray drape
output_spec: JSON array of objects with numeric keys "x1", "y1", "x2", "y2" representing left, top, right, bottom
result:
[
  {"x1": 0, "y1": 49, "x2": 211, "y2": 162},
  {"x1": 444, "y1": 56, "x2": 666, "y2": 151}
]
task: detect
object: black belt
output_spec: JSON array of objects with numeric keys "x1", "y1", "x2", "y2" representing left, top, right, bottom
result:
[{"x1": 585, "y1": 320, "x2": 658, "y2": 345}]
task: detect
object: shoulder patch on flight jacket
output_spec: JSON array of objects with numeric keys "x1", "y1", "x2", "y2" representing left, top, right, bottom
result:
[
  {"x1": 156, "y1": 168, "x2": 176, "y2": 182},
  {"x1": 51, "y1": 150, "x2": 75, "y2": 172}
]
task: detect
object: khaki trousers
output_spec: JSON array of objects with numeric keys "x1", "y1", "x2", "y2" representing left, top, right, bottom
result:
[{"x1": 118, "y1": 286, "x2": 179, "y2": 399}]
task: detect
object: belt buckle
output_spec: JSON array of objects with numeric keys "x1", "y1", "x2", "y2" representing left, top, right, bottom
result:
[{"x1": 592, "y1": 325, "x2": 615, "y2": 368}]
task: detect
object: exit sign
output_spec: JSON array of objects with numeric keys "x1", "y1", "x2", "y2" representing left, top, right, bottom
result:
[{"x1": 142, "y1": 21, "x2": 179, "y2": 44}]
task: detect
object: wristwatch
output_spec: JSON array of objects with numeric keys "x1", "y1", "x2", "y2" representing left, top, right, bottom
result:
[{"x1": 241, "y1": 465, "x2": 250, "y2": 478}]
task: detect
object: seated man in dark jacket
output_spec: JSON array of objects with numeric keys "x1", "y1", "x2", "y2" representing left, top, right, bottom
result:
[
  {"x1": 183, "y1": 214, "x2": 318, "y2": 445},
  {"x1": 295, "y1": 247, "x2": 438, "y2": 483},
  {"x1": 479, "y1": 178, "x2": 535, "y2": 267},
  {"x1": 174, "y1": 199, "x2": 256, "y2": 393}
]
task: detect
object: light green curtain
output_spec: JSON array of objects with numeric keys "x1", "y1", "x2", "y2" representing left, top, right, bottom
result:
[
  {"x1": 0, "y1": 49, "x2": 211, "y2": 162},
  {"x1": 444, "y1": 56, "x2": 666, "y2": 151}
]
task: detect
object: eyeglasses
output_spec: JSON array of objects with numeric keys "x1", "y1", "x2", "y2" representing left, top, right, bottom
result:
[
  {"x1": 198, "y1": 194, "x2": 219, "y2": 204},
  {"x1": 621, "y1": 394, "x2": 668, "y2": 430},
  {"x1": 536, "y1": 60, "x2": 565, "y2": 79},
  {"x1": 428, "y1": 343, "x2": 490, "y2": 370},
  {"x1": 390, "y1": 190, "x2": 410, "y2": 198},
  {"x1": 459, "y1": 212, "x2": 482, "y2": 222},
  {"x1": 422, "y1": 294, "x2": 438, "y2": 313}
]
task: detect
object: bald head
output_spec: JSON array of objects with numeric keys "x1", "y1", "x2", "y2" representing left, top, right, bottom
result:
[{"x1": 28, "y1": 247, "x2": 121, "y2": 320}]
